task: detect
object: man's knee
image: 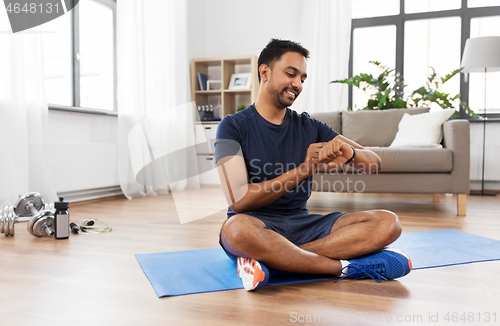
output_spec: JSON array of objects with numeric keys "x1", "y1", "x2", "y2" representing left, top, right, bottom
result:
[
  {"x1": 375, "y1": 209, "x2": 402, "y2": 242},
  {"x1": 221, "y1": 214, "x2": 267, "y2": 259},
  {"x1": 221, "y1": 214, "x2": 264, "y2": 245}
]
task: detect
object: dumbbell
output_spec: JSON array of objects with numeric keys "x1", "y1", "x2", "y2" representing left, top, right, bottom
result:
[
  {"x1": 0, "y1": 206, "x2": 29, "y2": 236},
  {"x1": 1, "y1": 192, "x2": 45, "y2": 236},
  {"x1": 15, "y1": 192, "x2": 56, "y2": 237},
  {"x1": 0, "y1": 193, "x2": 55, "y2": 237}
]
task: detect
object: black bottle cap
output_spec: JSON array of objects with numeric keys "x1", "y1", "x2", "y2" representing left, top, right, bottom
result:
[{"x1": 54, "y1": 197, "x2": 69, "y2": 210}]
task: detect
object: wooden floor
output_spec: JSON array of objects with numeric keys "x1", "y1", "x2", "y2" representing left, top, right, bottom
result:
[{"x1": 1, "y1": 191, "x2": 500, "y2": 326}]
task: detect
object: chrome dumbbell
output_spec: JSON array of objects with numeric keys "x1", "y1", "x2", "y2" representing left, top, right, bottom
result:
[
  {"x1": 0, "y1": 206, "x2": 31, "y2": 236},
  {"x1": 14, "y1": 192, "x2": 55, "y2": 237},
  {"x1": 14, "y1": 192, "x2": 53, "y2": 217},
  {"x1": 0, "y1": 193, "x2": 55, "y2": 237},
  {"x1": 27, "y1": 211, "x2": 55, "y2": 237},
  {"x1": 1, "y1": 192, "x2": 48, "y2": 236}
]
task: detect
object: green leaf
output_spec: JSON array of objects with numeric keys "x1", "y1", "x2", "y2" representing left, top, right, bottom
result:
[
  {"x1": 332, "y1": 62, "x2": 470, "y2": 114},
  {"x1": 441, "y1": 68, "x2": 463, "y2": 84},
  {"x1": 428, "y1": 67, "x2": 437, "y2": 84}
]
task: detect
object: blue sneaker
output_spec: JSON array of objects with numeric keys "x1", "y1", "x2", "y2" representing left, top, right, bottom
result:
[
  {"x1": 336, "y1": 248, "x2": 412, "y2": 283},
  {"x1": 237, "y1": 257, "x2": 270, "y2": 291}
]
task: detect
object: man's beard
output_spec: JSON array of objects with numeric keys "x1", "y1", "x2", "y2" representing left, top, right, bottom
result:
[{"x1": 268, "y1": 77, "x2": 299, "y2": 109}]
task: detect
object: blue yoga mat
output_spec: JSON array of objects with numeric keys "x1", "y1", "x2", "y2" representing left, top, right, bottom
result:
[{"x1": 136, "y1": 230, "x2": 500, "y2": 297}]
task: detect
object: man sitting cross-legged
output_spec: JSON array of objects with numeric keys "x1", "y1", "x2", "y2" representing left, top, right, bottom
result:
[{"x1": 214, "y1": 39, "x2": 412, "y2": 291}]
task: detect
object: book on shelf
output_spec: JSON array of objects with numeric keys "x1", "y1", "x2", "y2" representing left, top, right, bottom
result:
[{"x1": 197, "y1": 72, "x2": 208, "y2": 91}]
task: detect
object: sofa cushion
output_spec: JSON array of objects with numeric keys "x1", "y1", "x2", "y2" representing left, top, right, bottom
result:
[
  {"x1": 310, "y1": 111, "x2": 341, "y2": 133},
  {"x1": 366, "y1": 146, "x2": 453, "y2": 173},
  {"x1": 341, "y1": 107, "x2": 430, "y2": 147},
  {"x1": 390, "y1": 109, "x2": 455, "y2": 148}
]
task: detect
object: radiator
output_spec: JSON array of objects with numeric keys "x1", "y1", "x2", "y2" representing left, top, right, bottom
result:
[
  {"x1": 470, "y1": 144, "x2": 500, "y2": 182},
  {"x1": 50, "y1": 143, "x2": 119, "y2": 193}
]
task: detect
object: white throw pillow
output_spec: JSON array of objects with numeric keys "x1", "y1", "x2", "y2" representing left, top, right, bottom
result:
[{"x1": 389, "y1": 109, "x2": 456, "y2": 148}]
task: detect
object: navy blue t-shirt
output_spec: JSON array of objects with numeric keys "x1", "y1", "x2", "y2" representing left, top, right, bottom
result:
[{"x1": 214, "y1": 104, "x2": 339, "y2": 217}]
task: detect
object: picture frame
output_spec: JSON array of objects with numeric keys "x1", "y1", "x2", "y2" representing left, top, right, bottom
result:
[
  {"x1": 228, "y1": 73, "x2": 252, "y2": 90},
  {"x1": 207, "y1": 80, "x2": 222, "y2": 91}
]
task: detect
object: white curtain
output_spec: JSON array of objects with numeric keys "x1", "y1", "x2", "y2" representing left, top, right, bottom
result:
[
  {"x1": 0, "y1": 16, "x2": 58, "y2": 208},
  {"x1": 293, "y1": 0, "x2": 352, "y2": 114},
  {"x1": 116, "y1": 0, "x2": 198, "y2": 199}
]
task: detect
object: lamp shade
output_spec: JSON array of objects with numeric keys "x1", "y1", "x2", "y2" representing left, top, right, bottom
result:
[{"x1": 461, "y1": 36, "x2": 500, "y2": 73}]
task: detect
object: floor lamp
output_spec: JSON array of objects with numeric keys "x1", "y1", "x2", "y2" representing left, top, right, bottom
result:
[{"x1": 461, "y1": 36, "x2": 500, "y2": 196}]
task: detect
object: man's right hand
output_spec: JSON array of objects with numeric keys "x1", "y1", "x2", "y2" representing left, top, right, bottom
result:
[{"x1": 300, "y1": 143, "x2": 325, "y2": 176}]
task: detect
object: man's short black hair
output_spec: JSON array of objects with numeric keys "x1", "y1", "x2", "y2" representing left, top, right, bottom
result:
[{"x1": 257, "y1": 39, "x2": 310, "y2": 82}]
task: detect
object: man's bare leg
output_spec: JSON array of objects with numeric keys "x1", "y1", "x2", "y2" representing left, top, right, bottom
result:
[
  {"x1": 221, "y1": 209, "x2": 402, "y2": 276},
  {"x1": 299, "y1": 209, "x2": 402, "y2": 260},
  {"x1": 220, "y1": 214, "x2": 343, "y2": 276}
]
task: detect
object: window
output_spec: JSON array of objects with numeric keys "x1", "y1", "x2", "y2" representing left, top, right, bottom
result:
[
  {"x1": 469, "y1": 15, "x2": 500, "y2": 113},
  {"x1": 349, "y1": 0, "x2": 500, "y2": 118},
  {"x1": 352, "y1": 26, "x2": 396, "y2": 110},
  {"x1": 352, "y1": 0, "x2": 400, "y2": 19},
  {"x1": 41, "y1": 12, "x2": 72, "y2": 107},
  {"x1": 405, "y1": 0, "x2": 461, "y2": 14},
  {"x1": 404, "y1": 17, "x2": 461, "y2": 108},
  {"x1": 468, "y1": 0, "x2": 500, "y2": 8},
  {"x1": 41, "y1": 0, "x2": 116, "y2": 113}
]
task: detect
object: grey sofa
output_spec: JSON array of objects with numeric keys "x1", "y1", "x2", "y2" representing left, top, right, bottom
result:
[{"x1": 310, "y1": 108, "x2": 470, "y2": 216}]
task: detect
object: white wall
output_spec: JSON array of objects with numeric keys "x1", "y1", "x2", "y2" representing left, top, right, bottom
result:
[
  {"x1": 187, "y1": 0, "x2": 207, "y2": 59},
  {"x1": 187, "y1": 0, "x2": 300, "y2": 59}
]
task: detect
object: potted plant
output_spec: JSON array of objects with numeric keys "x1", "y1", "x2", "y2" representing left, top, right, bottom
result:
[{"x1": 331, "y1": 61, "x2": 477, "y2": 119}]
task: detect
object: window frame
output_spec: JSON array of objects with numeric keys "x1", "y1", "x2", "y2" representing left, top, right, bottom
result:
[
  {"x1": 349, "y1": 0, "x2": 500, "y2": 121},
  {"x1": 48, "y1": 0, "x2": 117, "y2": 117}
]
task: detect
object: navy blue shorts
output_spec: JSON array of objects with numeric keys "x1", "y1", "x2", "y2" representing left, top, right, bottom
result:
[{"x1": 219, "y1": 211, "x2": 345, "y2": 263}]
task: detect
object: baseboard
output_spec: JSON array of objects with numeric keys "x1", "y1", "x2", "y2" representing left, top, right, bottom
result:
[
  {"x1": 68, "y1": 194, "x2": 127, "y2": 207},
  {"x1": 469, "y1": 181, "x2": 500, "y2": 192},
  {"x1": 58, "y1": 186, "x2": 123, "y2": 203}
]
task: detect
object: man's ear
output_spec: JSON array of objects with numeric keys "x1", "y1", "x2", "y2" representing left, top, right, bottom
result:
[{"x1": 259, "y1": 64, "x2": 269, "y2": 82}]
